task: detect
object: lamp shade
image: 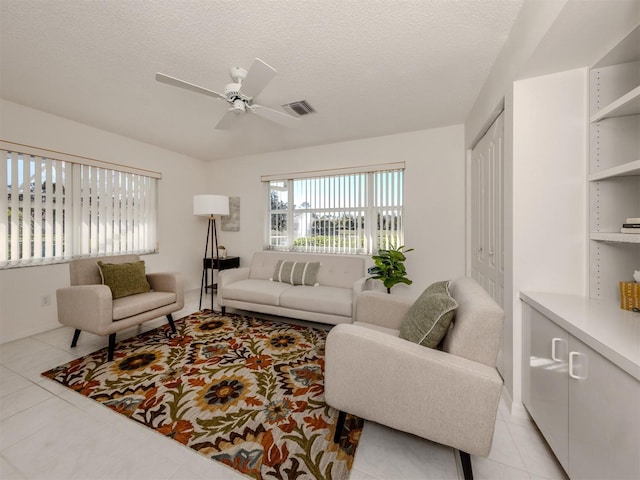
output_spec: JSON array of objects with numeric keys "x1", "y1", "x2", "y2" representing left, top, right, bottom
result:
[{"x1": 193, "y1": 194, "x2": 229, "y2": 217}]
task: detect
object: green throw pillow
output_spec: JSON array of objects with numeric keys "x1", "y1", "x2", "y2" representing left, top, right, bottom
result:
[
  {"x1": 97, "y1": 260, "x2": 151, "y2": 299},
  {"x1": 424, "y1": 280, "x2": 451, "y2": 296},
  {"x1": 399, "y1": 286, "x2": 458, "y2": 349},
  {"x1": 271, "y1": 260, "x2": 320, "y2": 286}
]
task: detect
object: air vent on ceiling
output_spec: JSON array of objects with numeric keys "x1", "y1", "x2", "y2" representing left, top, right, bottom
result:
[{"x1": 281, "y1": 100, "x2": 316, "y2": 117}]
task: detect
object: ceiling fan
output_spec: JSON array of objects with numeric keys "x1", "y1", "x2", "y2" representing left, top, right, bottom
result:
[{"x1": 156, "y1": 58, "x2": 300, "y2": 129}]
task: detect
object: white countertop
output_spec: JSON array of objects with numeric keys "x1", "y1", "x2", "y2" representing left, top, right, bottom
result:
[{"x1": 520, "y1": 291, "x2": 640, "y2": 381}]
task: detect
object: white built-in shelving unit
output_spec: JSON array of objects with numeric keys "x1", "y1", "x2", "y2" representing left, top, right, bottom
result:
[
  {"x1": 588, "y1": 24, "x2": 640, "y2": 300},
  {"x1": 521, "y1": 24, "x2": 640, "y2": 480}
]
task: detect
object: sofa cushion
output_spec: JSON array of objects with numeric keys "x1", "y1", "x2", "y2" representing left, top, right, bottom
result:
[
  {"x1": 399, "y1": 286, "x2": 458, "y2": 349},
  {"x1": 97, "y1": 260, "x2": 151, "y2": 299},
  {"x1": 271, "y1": 260, "x2": 320, "y2": 286},
  {"x1": 222, "y1": 278, "x2": 293, "y2": 306},
  {"x1": 280, "y1": 286, "x2": 352, "y2": 317},
  {"x1": 112, "y1": 291, "x2": 176, "y2": 320}
]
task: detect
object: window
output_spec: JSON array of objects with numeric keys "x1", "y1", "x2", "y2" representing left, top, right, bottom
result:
[
  {"x1": 1, "y1": 142, "x2": 159, "y2": 268},
  {"x1": 264, "y1": 163, "x2": 404, "y2": 255}
]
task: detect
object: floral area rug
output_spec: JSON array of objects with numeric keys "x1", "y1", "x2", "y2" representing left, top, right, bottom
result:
[{"x1": 42, "y1": 311, "x2": 363, "y2": 480}]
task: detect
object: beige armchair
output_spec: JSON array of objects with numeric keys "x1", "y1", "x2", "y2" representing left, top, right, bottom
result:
[
  {"x1": 325, "y1": 277, "x2": 504, "y2": 480},
  {"x1": 56, "y1": 255, "x2": 184, "y2": 361}
]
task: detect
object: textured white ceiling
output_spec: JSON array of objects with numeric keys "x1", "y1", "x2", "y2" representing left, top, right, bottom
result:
[{"x1": 0, "y1": 0, "x2": 525, "y2": 161}]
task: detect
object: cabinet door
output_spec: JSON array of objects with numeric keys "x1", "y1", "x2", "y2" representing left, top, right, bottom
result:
[
  {"x1": 568, "y1": 336, "x2": 640, "y2": 479},
  {"x1": 523, "y1": 305, "x2": 569, "y2": 471}
]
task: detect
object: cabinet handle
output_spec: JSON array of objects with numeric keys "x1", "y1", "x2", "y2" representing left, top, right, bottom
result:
[
  {"x1": 569, "y1": 351, "x2": 587, "y2": 380},
  {"x1": 551, "y1": 338, "x2": 564, "y2": 362}
]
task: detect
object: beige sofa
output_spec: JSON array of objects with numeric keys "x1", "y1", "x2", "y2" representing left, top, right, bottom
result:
[
  {"x1": 325, "y1": 276, "x2": 504, "y2": 475},
  {"x1": 217, "y1": 251, "x2": 368, "y2": 325},
  {"x1": 56, "y1": 254, "x2": 184, "y2": 361}
]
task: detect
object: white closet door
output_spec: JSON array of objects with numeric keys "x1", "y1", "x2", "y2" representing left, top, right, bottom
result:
[{"x1": 471, "y1": 112, "x2": 505, "y2": 372}]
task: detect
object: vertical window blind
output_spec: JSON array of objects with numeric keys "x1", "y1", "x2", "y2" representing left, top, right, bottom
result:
[
  {"x1": 1, "y1": 143, "x2": 159, "y2": 268},
  {"x1": 264, "y1": 163, "x2": 405, "y2": 255}
]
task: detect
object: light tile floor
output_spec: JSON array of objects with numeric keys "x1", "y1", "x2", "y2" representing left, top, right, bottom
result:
[{"x1": 0, "y1": 290, "x2": 568, "y2": 480}]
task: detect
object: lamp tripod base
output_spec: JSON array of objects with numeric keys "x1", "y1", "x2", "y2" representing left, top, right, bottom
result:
[{"x1": 199, "y1": 217, "x2": 220, "y2": 312}]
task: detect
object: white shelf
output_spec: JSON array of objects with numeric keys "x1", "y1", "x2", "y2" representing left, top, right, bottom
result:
[
  {"x1": 589, "y1": 159, "x2": 640, "y2": 181},
  {"x1": 591, "y1": 232, "x2": 640, "y2": 243},
  {"x1": 593, "y1": 25, "x2": 640, "y2": 68},
  {"x1": 590, "y1": 85, "x2": 640, "y2": 122}
]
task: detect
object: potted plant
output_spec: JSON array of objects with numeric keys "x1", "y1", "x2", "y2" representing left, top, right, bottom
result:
[{"x1": 368, "y1": 245, "x2": 414, "y2": 293}]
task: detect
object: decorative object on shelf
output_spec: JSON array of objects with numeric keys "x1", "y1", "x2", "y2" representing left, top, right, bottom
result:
[
  {"x1": 619, "y1": 270, "x2": 640, "y2": 312},
  {"x1": 621, "y1": 217, "x2": 640, "y2": 234},
  {"x1": 217, "y1": 245, "x2": 227, "y2": 258},
  {"x1": 367, "y1": 244, "x2": 414, "y2": 294},
  {"x1": 193, "y1": 194, "x2": 229, "y2": 311},
  {"x1": 221, "y1": 196, "x2": 240, "y2": 231}
]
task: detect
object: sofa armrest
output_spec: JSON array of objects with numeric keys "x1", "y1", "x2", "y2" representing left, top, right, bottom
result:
[
  {"x1": 352, "y1": 275, "x2": 368, "y2": 294},
  {"x1": 217, "y1": 267, "x2": 250, "y2": 306},
  {"x1": 56, "y1": 285, "x2": 114, "y2": 336},
  {"x1": 325, "y1": 323, "x2": 503, "y2": 457},
  {"x1": 355, "y1": 290, "x2": 413, "y2": 330},
  {"x1": 219, "y1": 267, "x2": 250, "y2": 286},
  {"x1": 350, "y1": 276, "x2": 369, "y2": 320}
]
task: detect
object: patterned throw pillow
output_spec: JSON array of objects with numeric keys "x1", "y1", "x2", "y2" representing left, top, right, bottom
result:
[
  {"x1": 271, "y1": 260, "x2": 320, "y2": 286},
  {"x1": 97, "y1": 260, "x2": 151, "y2": 299},
  {"x1": 399, "y1": 281, "x2": 457, "y2": 349}
]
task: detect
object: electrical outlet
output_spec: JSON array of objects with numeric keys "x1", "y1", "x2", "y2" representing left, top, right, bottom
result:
[{"x1": 41, "y1": 295, "x2": 52, "y2": 307}]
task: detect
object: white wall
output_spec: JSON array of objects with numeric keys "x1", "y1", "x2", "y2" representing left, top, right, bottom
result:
[
  {"x1": 207, "y1": 125, "x2": 467, "y2": 298},
  {"x1": 465, "y1": 0, "x2": 567, "y2": 149},
  {"x1": 0, "y1": 100, "x2": 208, "y2": 343},
  {"x1": 0, "y1": 106, "x2": 466, "y2": 341},
  {"x1": 511, "y1": 68, "x2": 588, "y2": 402}
]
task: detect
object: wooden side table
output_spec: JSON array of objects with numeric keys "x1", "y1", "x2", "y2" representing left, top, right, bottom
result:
[{"x1": 200, "y1": 256, "x2": 240, "y2": 311}]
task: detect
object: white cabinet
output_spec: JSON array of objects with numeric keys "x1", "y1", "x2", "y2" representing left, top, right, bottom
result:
[
  {"x1": 523, "y1": 306, "x2": 569, "y2": 471},
  {"x1": 522, "y1": 293, "x2": 640, "y2": 480},
  {"x1": 588, "y1": 25, "x2": 640, "y2": 300},
  {"x1": 568, "y1": 336, "x2": 640, "y2": 479}
]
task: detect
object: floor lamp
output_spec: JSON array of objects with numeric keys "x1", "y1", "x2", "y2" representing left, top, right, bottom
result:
[{"x1": 193, "y1": 194, "x2": 229, "y2": 311}]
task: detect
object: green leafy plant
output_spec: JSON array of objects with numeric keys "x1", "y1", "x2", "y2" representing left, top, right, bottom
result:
[{"x1": 368, "y1": 245, "x2": 414, "y2": 293}]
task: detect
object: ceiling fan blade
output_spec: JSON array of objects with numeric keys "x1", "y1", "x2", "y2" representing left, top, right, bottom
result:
[
  {"x1": 156, "y1": 72, "x2": 227, "y2": 101},
  {"x1": 214, "y1": 108, "x2": 242, "y2": 129},
  {"x1": 239, "y1": 58, "x2": 277, "y2": 99},
  {"x1": 250, "y1": 104, "x2": 300, "y2": 128}
]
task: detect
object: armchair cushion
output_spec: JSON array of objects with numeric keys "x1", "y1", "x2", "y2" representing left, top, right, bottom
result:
[
  {"x1": 97, "y1": 260, "x2": 150, "y2": 299},
  {"x1": 399, "y1": 285, "x2": 457, "y2": 348}
]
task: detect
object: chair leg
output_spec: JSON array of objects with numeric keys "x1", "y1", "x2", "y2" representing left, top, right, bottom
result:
[
  {"x1": 107, "y1": 333, "x2": 116, "y2": 362},
  {"x1": 333, "y1": 410, "x2": 347, "y2": 444},
  {"x1": 71, "y1": 329, "x2": 81, "y2": 348},
  {"x1": 459, "y1": 450, "x2": 474, "y2": 480},
  {"x1": 166, "y1": 313, "x2": 177, "y2": 334},
  {"x1": 221, "y1": 306, "x2": 226, "y2": 315}
]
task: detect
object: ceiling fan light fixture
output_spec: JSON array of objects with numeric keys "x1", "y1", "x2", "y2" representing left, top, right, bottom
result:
[
  {"x1": 231, "y1": 99, "x2": 246, "y2": 112},
  {"x1": 156, "y1": 58, "x2": 300, "y2": 129}
]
